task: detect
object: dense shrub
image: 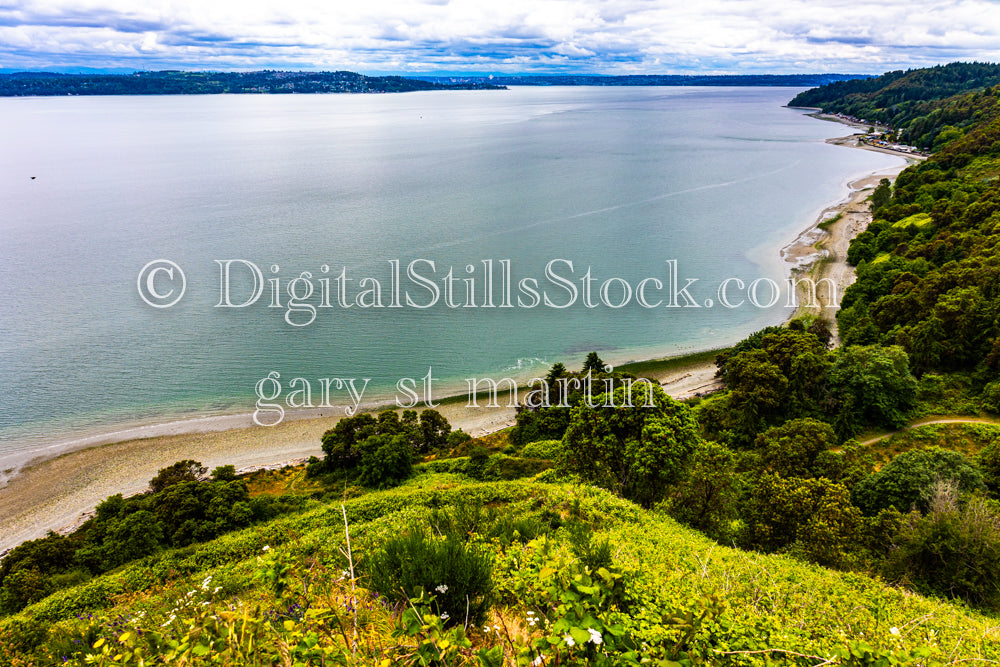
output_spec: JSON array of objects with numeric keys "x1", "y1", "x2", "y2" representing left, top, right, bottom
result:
[
  {"x1": 560, "y1": 384, "x2": 700, "y2": 507},
  {"x1": 148, "y1": 460, "x2": 207, "y2": 492},
  {"x1": 364, "y1": 527, "x2": 494, "y2": 626},
  {"x1": 739, "y1": 473, "x2": 864, "y2": 569},
  {"x1": 320, "y1": 409, "x2": 453, "y2": 478},
  {"x1": 852, "y1": 447, "x2": 985, "y2": 515},
  {"x1": 755, "y1": 418, "x2": 837, "y2": 478},
  {"x1": 828, "y1": 345, "x2": 918, "y2": 439},
  {"x1": 983, "y1": 380, "x2": 1000, "y2": 413},
  {"x1": 509, "y1": 406, "x2": 571, "y2": 448},
  {"x1": 885, "y1": 483, "x2": 1000, "y2": 610},
  {"x1": 465, "y1": 446, "x2": 491, "y2": 480},
  {"x1": 429, "y1": 501, "x2": 552, "y2": 546},
  {"x1": 977, "y1": 438, "x2": 1000, "y2": 494},
  {"x1": 356, "y1": 433, "x2": 413, "y2": 488},
  {"x1": 519, "y1": 439, "x2": 563, "y2": 459},
  {"x1": 663, "y1": 440, "x2": 741, "y2": 540}
]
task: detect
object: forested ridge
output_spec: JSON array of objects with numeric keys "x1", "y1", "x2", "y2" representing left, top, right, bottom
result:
[
  {"x1": 0, "y1": 70, "x2": 505, "y2": 96},
  {"x1": 789, "y1": 61, "x2": 1000, "y2": 148}
]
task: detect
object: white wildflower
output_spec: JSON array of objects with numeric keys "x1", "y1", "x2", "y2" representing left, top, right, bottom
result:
[
  {"x1": 262, "y1": 545, "x2": 270, "y2": 552},
  {"x1": 563, "y1": 633, "x2": 575, "y2": 647},
  {"x1": 435, "y1": 584, "x2": 448, "y2": 594},
  {"x1": 890, "y1": 626, "x2": 901, "y2": 636},
  {"x1": 588, "y1": 628, "x2": 602, "y2": 645},
  {"x1": 440, "y1": 612, "x2": 450, "y2": 620}
]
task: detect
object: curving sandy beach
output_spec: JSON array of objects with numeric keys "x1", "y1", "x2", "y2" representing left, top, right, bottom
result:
[
  {"x1": 0, "y1": 400, "x2": 521, "y2": 553},
  {"x1": 782, "y1": 123, "x2": 922, "y2": 341},
  {"x1": 0, "y1": 120, "x2": 917, "y2": 556}
]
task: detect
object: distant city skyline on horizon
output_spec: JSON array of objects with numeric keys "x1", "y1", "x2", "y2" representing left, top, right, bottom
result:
[{"x1": 1, "y1": 0, "x2": 999, "y2": 75}]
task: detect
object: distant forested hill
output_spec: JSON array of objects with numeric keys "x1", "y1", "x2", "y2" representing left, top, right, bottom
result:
[
  {"x1": 422, "y1": 73, "x2": 866, "y2": 87},
  {"x1": 789, "y1": 62, "x2": 1000, "y2": 146},
  {"x1": 0, "y1": 70, "x2": 505, "y2": 96}
]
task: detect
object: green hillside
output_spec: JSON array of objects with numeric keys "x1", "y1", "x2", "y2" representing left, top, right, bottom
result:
[{"x1": 4, "y1": 473, "x2": 1000, "y2": 665}]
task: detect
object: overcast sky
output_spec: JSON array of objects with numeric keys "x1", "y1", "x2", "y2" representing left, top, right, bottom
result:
[{"x1": 2, "y1": 0, "x2": 999, "y2": 74}]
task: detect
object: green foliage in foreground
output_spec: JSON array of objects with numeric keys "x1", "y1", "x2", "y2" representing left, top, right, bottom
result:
[
  {"x1": 366, "y1": 526, "x2": 495, "y2": 626},
  {"x1": 4, "y1": 477, "x2": 1000, "y2": 665}
]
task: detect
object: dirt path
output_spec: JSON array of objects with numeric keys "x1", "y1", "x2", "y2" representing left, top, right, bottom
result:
[{"x1": 857, "y1": 417, "x2": 1000, "y2": 447}]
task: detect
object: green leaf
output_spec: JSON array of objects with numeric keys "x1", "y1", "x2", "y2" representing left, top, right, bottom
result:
[{"x1": 569, "y1": 626, "x2": 591, "y2": 646}]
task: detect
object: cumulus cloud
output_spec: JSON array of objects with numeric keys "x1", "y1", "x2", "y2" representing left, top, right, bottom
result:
[{"x1": 0, "y1": 0, "x2": 998, "y2": 73}]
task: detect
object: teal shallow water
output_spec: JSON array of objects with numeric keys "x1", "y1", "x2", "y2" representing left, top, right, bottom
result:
[{"x1": 0, "y1": 86, "x2": 903, "y2": 467}]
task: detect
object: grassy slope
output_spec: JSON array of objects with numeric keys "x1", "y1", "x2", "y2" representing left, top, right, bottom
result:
[{"x1": 5, "y1": 473, "x2": 1000, "y2": 663}]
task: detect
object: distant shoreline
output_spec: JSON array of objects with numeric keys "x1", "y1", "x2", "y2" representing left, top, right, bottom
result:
[{"x1": 0, "y1": 70, "x2": 866, "y2": 97}]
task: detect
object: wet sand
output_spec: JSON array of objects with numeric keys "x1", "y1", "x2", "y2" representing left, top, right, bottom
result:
[{"x1": 782, "y1": 128, "x2": 921, "y2": 342}]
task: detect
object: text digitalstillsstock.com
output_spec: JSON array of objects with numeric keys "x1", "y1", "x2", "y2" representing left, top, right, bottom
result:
[
  {"x1": 138, "y1": 258, "x2": 839, "y2": 324},
  {"x1": 252, "y1": 367, "x2": 658, "y2": 426}
]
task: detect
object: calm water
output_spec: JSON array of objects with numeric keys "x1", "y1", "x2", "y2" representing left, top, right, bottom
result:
[{"x1": 0, "y1": 86, "x2": 902, "y2": 468}]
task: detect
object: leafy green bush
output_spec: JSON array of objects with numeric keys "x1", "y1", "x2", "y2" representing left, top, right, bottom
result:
[
  {"x1": 428, "y1": 500, "x2": 551, "y2": 548},
  {"x1": 662, "y1": 439, "x2": 740, "y2": 540},
  {"x1": 520, "y1": 439, "x2": 563, "y2": 459},
  {"x1": 321, "y1": 409, "x2": 455, "y2": 472},
  {"x1": 356, "y1": 433, "x2": 413, "y2": 488},
  {"x1": 364, "y1": 527, "x2": 494, "y2": 626},
  {"x1": 566, "y1": 521, "x2": 613, "y2": 573},
  {"x1": 148, "y1": 460, "x2": 207, "y2": 492},
  {"x1": 982, "y1": 380, "x2": 1000, "y2": 414},
  {"x1": 755, "y1": 418, "x2": 837, "y2": 478},
  {"x1": 828, "y1": 345, "x2": 918, "y2": 438},
  {"x1": 885, "y1": 484, "x2": 1000, "y2": 610},
  {"x1": 465, "y1": 446, "x2": 491, "y2": 480},
  {"x1": 415, "y1": 457, "x2": 470, "y2": 475},
  {"x1": 739, "y1": 473, "x2": 865, "y2": 569},
  {"x1": 560, "y1": 384, "x2": 700, "y2": 507},
  {"x1": 852, "y1": 446, "x2": 985, "y2": 515},
  {"x1": 211, "y1": 464, "x2": 237, "y2": 481},
  {"x1": 510, "y1": 406, "x2": 572, "y2": 448},
  {"x1": 503, "y1": 536, "x2": 639, "y2": 665},
  {"x1": 977, "y1": 438, "x2": 1000, "y2": 494}
]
